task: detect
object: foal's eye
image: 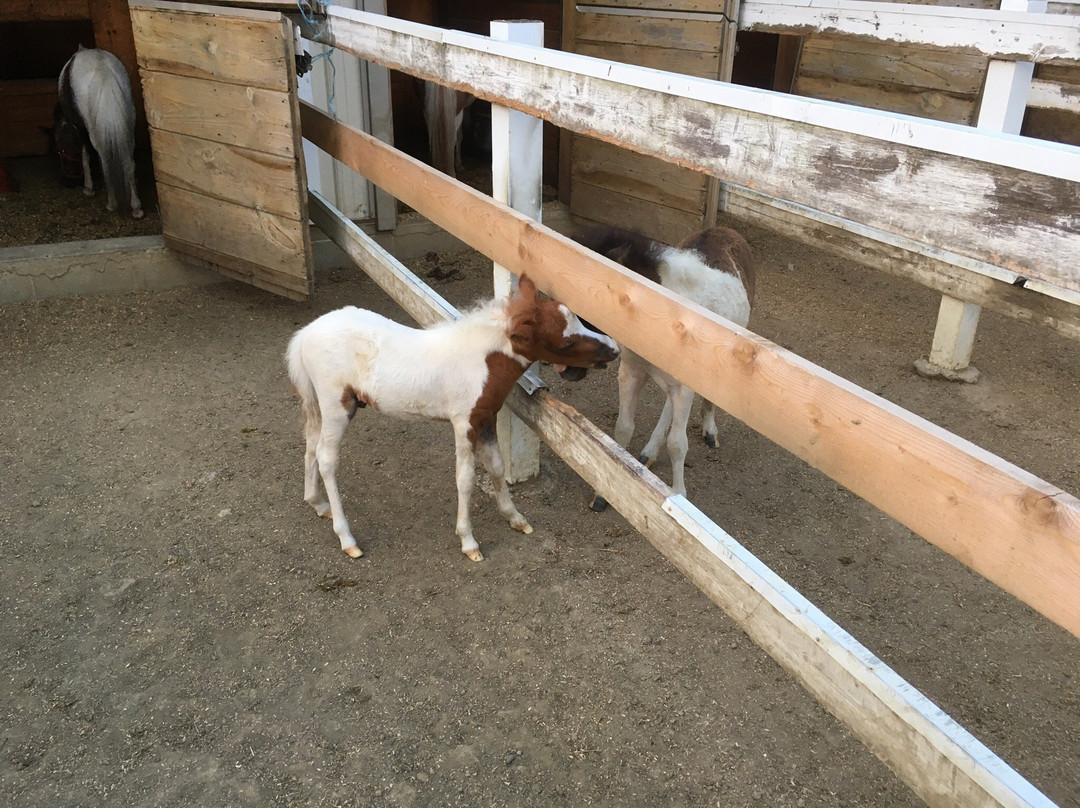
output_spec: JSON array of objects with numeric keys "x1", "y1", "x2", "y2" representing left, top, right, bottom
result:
[{"x1": 561, "y1": 340, "x2": 575, "y2": 351}]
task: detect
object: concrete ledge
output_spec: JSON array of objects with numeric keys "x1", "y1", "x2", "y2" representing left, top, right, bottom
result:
[{"x1": 0, "y1": 235, "x2": 224, "y2": 304}]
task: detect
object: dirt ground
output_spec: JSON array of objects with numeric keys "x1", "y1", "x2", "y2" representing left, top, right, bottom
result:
[{"x1": 2, "y1": 167, "x2": 1079, "y2": 806}]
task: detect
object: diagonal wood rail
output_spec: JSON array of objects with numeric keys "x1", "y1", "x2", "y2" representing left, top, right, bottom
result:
[{"x1": 301, "y1": 100, "x2": 1080, "y2": 641}]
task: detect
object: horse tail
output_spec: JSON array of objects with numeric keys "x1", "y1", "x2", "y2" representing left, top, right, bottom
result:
[
  {"x1": 72, "y1": 49, "x2": 137, "y2": 214},
  {"x1": 96, "y1": 71, "x2": 136, "y2": 214},
  {"x1": 286, "y1": 331, "x2": 320, "y2": 423}
]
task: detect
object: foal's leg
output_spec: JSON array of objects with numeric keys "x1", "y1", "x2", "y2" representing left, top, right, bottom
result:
[
  {"x1": 125, "y1": 158, "x2": 144, "y2": 219},
  {"x1": 451, "y1": 419, "x2": 483, "y2": 561},
  {"x1": 314, "y1": 408, "x2": 361, "y2": 558},
  {"x1": 591, "y1": 352, "x2": 649, "y2": 511},
  {"x1": 81, "y1": 147, "x2": 94, "y2": 197},
  {"x1": 302, "y1": 403, "x2": 330, "y2": 518},
  {"x1": 476, "y1": 422, "x2": 532, "y2": 536},
  {"x1": 640, "y1": 397, "x2": 673, "y2": 468},
  {"x1": 700, "y1": 399, "x2": 719, "y2": 449},
  {"x1": 612, "y1": 353, "x2": 649, "y2": 452},
  {"x1": 664, "y1": 384, "x2": 696, "y2": 497}
]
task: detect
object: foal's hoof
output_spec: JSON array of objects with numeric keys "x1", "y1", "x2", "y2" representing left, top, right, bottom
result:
[
  {"x1": 703, "y1": 434, "x2": 717, "y2": 449},
  {"x1": 511, "y1": 517, "x2": 533, "y2": 535},
  {"x1": 638, "y1": 453, "x2": 655, "y2": 469},
  {"x1": 465, "y1": 548, "x2": 485, "y2": 562},
  {"x1": 132, "y1": 208, "x2": 145, "y2": 220},
  {"x1": 589, "y1": 494, "x2": 609, "y2": 513},
  {"x1": 343, "y1": 545, "x2": 364, "y2": 559}
]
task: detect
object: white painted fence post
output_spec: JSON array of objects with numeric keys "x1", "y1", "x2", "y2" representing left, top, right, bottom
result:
[
  {"x1": 491, "y1": 20, "x2": 544, "y2": 482},
  {"x1": 917, "y1": 0, "x2": 1046, "y2": 383}
]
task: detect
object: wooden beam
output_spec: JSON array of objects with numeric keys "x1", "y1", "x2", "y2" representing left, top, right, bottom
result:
[
  {"x1": 739, "y1": 0, "x2": 1080, "y2": 66},
  {"x1": 300, "y1": 102, "x2": 1080, "y2": 640},
  {"x1": 306, "y1": 190, "x2": 1055, "y2": 808},
  {"x1": 1028, "y1": 78, "x2": 1080, "y2": 113},
  {"x1": 304, "y1": 5, "x2": 1080, "y2": 295},
  {"x1": 130, "y1": 1, "x2": 292, "y2": 91},
  {"x1": 723, "y1": 187, "x2": 1080, "y2": 341}
]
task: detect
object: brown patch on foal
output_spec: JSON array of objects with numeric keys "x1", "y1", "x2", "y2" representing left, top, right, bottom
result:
[
  {"x1": 467, "y1": 352, "x2": 526, "y2": 445},
  {"x1": 678, "y1": 227, "x2": 756, "y2": 306},
  {"x1": 341, "y1": 385, "x2": 377, "y2": 420}
]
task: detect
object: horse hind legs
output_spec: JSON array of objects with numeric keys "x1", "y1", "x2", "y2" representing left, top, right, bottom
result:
[
  {"x1": 81, "y1": 147, "x2": 94, "y2": 197},
  {"x1": 313, "y1": 410, "x2": 363, "y2": 558}
]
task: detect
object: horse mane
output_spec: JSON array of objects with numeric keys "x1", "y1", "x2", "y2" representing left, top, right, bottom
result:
[{"x1": 571, "y1": 225, "x2": 662, "y2": 284}]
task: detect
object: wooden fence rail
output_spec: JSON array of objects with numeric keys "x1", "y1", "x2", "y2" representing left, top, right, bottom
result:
[{"x1": 300, "y1": 101, "x2": 1080, "y2": 642}]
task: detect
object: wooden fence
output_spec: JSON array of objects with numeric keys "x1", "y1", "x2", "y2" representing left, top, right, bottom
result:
[{"x1": 293, "y1": 5, "x2": 1079, "y2": 805}]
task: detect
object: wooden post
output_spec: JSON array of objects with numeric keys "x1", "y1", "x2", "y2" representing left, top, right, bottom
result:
[
  {"x1": 490, "y1": 19, "x2": 544, "y2": 483},
  {"x1": 363, "y1": 0, "x2": 397, "y2": 231},
  {"x1": 917, "y1": 0, "x2": 1045, "y2": 383}
]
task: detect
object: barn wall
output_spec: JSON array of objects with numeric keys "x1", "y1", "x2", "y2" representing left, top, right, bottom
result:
[
  {"x1": 562, "y1": 0, "x2": 735, "y2": 241},
  {"x1": 788, "y1": 0, "x2": 1080, "y2": 143}
]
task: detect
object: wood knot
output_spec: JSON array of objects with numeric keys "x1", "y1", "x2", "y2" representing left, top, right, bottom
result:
[
  {"x1": 1018, "y1": 489, "x2": 1062, "y2": 528},
  {"x1": 732, "y1": 339, "x2": 758, "y2": 370}
]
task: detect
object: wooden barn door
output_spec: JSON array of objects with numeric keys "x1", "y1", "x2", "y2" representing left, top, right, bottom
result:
[
  {"x1": 561, "y1": 1, "x2": 738, "y2": 241},
  {"x1": 130, "y1": 0, "x2": 314, "y2": 300}
]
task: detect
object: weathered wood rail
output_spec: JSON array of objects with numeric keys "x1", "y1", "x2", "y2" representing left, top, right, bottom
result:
[{"x1": 299, "y1": 5, "x2": 1080, "y2": 296}]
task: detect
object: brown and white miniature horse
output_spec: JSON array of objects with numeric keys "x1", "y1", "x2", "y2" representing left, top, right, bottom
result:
[
  {"x1": 286, "y1": 275, "x2": 619, "y2": 561},
  {"x1": 570, "y1": 225, "x2": 755, "y2": 508}
]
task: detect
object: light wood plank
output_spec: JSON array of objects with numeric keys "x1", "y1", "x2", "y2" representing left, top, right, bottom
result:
[
  {"x1": 798, "y1": 36, "x2": 987, "y2": 95},
  {"x1": 167, "y1": 238, "x2": 308, "y2": 300},
  {"x1": 141, "y1": 71, "x2": 295, "y2": 157},
  {"x1": 1028, "y1": 78, "x2": 1080, "y2": 112},
  {"x1": 576, "y1": 12, "x2": 723, "y2": 51},
  {"x1": 158, "y1": 184, "x2": 310, "y2": 283},
  {"x1": 794, "y1": 75, "x2": 975, "y2": 124},
  {"x1": 130, "y1": 4, "x2": 291, "y2": 90},
  {"x1": 724, "y1": 186, "x2": 1080, "y2": 339},
  {"x1": 571, "y1": 137, "x2": 709, "y2": 213},
  {"x1": 148, "y1": 128, "x2": 305, "y2": 220},
  {"x1": 307, "y1": 6, "x2": 1080, "y2": 294},
  {"x1": 570, "y1": 180, "x2": 704, "y2": 240},
  {"x1": 308, "y1": 192, "x2": 1055, "y2": 808},
  {"x1": 576, "y1": 40, "x2": 720, "y2": 75},
  {"x1": 300, "y1": 102, "x2": 1080, "y2": 640}
]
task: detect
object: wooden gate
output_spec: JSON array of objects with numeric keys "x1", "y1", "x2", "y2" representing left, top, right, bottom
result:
[
  {"x1": 130, "y1": 0, "x2": 313, "y2": 299},
  {"x1": 561, "y1": 0, "x2": 738, "y2": 240}
]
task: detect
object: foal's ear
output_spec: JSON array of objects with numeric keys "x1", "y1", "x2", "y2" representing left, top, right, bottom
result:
[{"x1": 517, "y1": 274, "x2": 537, "y2": 301}]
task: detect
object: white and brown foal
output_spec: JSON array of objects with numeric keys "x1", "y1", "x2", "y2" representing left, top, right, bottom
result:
[
  {"x1": 570, "y1": 225, "x2": 755, "y2": 508},
  {"x1": 286, "y1": 275, "x2": 619, "y2": 561}
]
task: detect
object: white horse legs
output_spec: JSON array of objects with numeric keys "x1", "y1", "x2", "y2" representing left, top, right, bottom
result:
[
  {"x1": 476, "y1": 424, "x2": 533, "y2": 537},
  {"x1": 81, "y1": 147, "x2": 94, "y2": 197},
  {"x1": 311, "y1": 408, "x2": 361, "y2": 558},
  {"x1": 80, "y1": 145, "x2": 143, "y2": 219},
  {"x1": 452, "y1": 421, "x2": 533, "y2": 563},
  {"x1": 593, "y1": 351, "x2": 708, "y2": 506},
  {"x1": 302, "y1": 403, "x2": 532, "y2": 562}
]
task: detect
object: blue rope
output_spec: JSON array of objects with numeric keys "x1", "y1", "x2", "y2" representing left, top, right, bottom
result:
[{"x1": 297, "y1": 1, "x2": 337, "y2": 118}]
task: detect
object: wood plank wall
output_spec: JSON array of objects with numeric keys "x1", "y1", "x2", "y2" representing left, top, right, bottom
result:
[
  {"x1": 789, "y1": 0, "x2": 1080, "y2": 145},
  {"x1": 562, "y1": 1, "x2": 734, "y2": 241},
  {"x1": 130, "y1": 0, "x2": 313, "y2": 299}
]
